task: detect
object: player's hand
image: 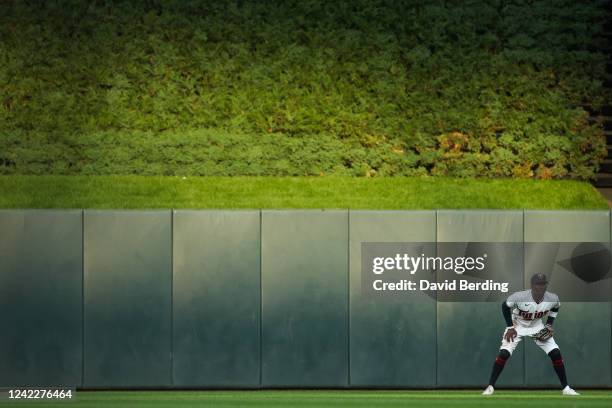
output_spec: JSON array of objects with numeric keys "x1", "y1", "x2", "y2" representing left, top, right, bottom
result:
[{"x1": 504, "y1": 327, "x2": 517, "y2": 342}]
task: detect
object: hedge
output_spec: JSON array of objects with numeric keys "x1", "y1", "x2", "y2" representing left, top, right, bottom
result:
[{"x1": 0, "y1": 0, "x2": 610, "y2": 177}]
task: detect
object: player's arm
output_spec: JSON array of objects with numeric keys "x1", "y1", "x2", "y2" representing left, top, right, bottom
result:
[
  {"x1": 502, "y1": 296, "x2": 518, "y2": 342},
  {"x1": 534, "y1": 299, "x2": 559, "y2": 341},
  {"x1": 546, "y1": 299, "x2": 560, "y2": 326},
  {"x1": 502, "y1": 301, "x2": 513, "y2": 327}
]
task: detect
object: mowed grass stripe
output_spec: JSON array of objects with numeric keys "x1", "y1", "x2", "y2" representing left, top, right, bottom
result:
[
  {"x1": 7, "y1": 391, "x2": 612, "y2": 408},
  {"x1": 0, "y1": 176, "x2": 607, "y2": 209}
]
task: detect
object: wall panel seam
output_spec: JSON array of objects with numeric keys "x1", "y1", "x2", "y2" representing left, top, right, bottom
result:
[
  {"x1": 522, "y1": 209, "x2": 526, "y2": 387},
  {"x1": 347, "y1": 209, "x2": 351, "y2": 387},
  {"x1": 259, "y1": 210, "x2": 263, "y2": 389},
  {"x1": 170, "y1": 209, "x2": 174, "y2": 387},
  {"x1": 434, "y1": 209, "x2": 438, "y2": 388},
  {"x1": 81, "y1": 209, "x2": 85, "y2": 388}
]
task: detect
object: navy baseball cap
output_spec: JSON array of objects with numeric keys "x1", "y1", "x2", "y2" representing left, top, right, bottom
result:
[{"x1": 530, "y1": 273, "x2": 549, "y2": 285}]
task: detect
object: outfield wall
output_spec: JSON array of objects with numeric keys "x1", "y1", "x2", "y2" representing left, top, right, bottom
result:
[{"x1": 0, "y1": 210, "x2": 610, "y2": 389}]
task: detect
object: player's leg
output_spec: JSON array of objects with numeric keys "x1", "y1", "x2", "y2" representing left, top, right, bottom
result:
[
  {"x1": 535, "y1": 337, "x2": 580, "y2": 395},
  {"x1": 483, "y1": 328, "x2": 521, "y2": 395},
  {"x1": 487, "y1": 349, "x2": 511, "y2": 387}
]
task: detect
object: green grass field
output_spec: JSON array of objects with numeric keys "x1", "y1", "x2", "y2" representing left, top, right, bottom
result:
[
  {"x1": 6, "y1": 390, "x2": 612, "y2": 408},
  {"x1": 0, "y1": 176, "x2": 607, "y2": 209}
]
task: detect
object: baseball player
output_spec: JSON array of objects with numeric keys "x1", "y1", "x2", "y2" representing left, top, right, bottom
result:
[{"x1": 482, "y1": 273, "x2": 579, "y2": 396}]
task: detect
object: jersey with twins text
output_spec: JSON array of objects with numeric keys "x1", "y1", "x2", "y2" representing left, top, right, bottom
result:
[{"x1": 505, "y1": 290, "x2": 560, "y2": 332}]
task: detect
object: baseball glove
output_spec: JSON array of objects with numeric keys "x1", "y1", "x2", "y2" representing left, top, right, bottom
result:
[{"x1": 534, "y1": 325, "x2": 554, "y2": 341}]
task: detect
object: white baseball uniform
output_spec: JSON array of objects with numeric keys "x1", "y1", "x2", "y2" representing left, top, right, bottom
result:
[{"x1": 500, "y1": 289, "x2": 560, "y2": 354}]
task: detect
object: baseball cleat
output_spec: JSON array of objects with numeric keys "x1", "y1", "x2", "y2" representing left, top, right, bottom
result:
[
  {"x1": 562, "y1": 385, "x2": 580, "y2": 396},
  {"x1": 482, "y1": 385, "x2": 494, "y2": 395}
]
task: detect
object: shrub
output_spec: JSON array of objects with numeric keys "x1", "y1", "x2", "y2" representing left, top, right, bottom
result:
[{"x1": 0, "y1": 0, "x2": 609, "y2": 177}]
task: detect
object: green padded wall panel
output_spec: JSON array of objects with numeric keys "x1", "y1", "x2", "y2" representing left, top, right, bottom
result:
[
  {"x1": 349, "y1": 211, "x2": 436, "y2": 387},
  {"x1": 83, "y1": 211, "x2": 172, "y2": 387},
  {"x1": 172, "y1": 210, "x2": 260, "y2": 387},
  {"x1": 436, "y1": 210, "x2": 524, "y2": 387},
  {"x1": 524, "y1": 211, "x2": 611, "y2": 388},
  {"x1": 2, "y1": 209, "x2": 608, "y2": 390},
  {"x1": 261, "y1": 210, "x2": 348, "y2": 387},
  {"x1": 0, "y1": 210, "x2": 82, "y2": 387}
]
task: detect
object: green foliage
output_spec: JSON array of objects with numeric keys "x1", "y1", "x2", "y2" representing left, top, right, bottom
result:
[{"x1": 0, "y1": 0, "x2": 609, "y2": 178}]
